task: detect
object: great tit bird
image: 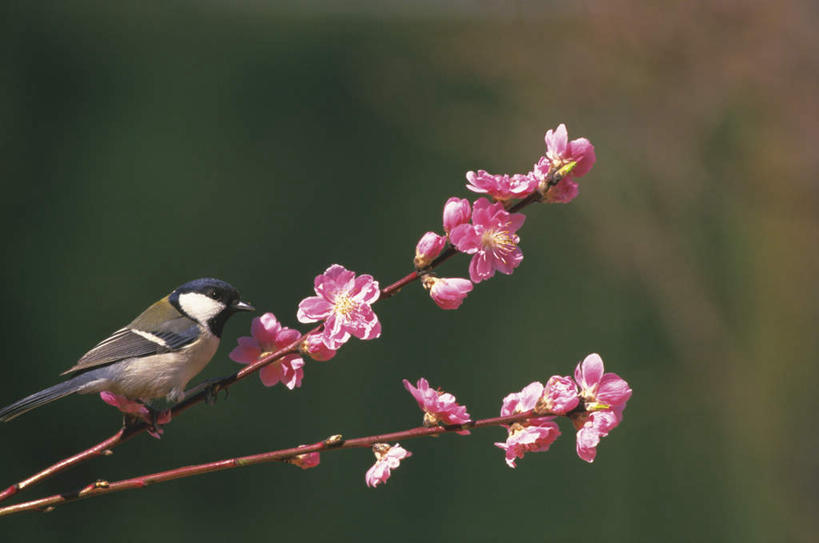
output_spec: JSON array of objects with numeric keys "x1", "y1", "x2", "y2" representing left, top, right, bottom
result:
[{"x1": 0, "y1": 278, "x2": 254, "y2": 422}]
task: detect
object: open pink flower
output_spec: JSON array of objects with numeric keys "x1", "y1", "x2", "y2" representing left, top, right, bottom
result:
[
  {"x1": 466, "y1": 170, "x2": 538, "y2": 201},
  {"x1": 442, "y1": 197, "x2": 471, "y2": 234},
  {"x1": 532, "y1": 124, "x2": 596, "y2": 203},
  {"x1": 230, "y1": 312, "x2": 305, "y2": 390},
  {"x1": 537, "y1": 375, "x2": 579, "y2": 415},
  {"x1": 297, "y1": 264, "x2": 381, "y2": 350},
  {"x1": 422, "y1": 276, "x2": 473, "y2": 310},
  {"x1": 449, "y1": 198, "x2": 526, "y2": 283},
  {"x1": 575, "y1": 410, "x2": 620, "y2": 463},
  {"x1": 414, "y1": 231, "x2": 447, "y2": 268},
  {"x1": 402, "y1": 377, "x2": 471, "y2": 434},
  {"x1": 572, "y1": 353, "x2": 632, "y2": 462},
  {"x1": 100, "y1": 392, "x2": 172, "y2": 439},
  {"x1": 365, "y1": 443, "x2": 412, "y2": 488},
  {"x1": 301, "y1": 331, "x2": 337, "y2": 362},
  {"x1": 574, "y1": 353, "x2": 632, "y2": 413},
  {"x1": 495, "y1": 420, "x2": 561, "y2": 468},
  {"x1": 496, "y1": 382, "x2": 560, "y2": 467},
  {"x1": 500, "y1": 381, "x2": 543, "y2": 416},
  {"x1": 543, "y1": 123, "x2": 596, "y2": 178}
]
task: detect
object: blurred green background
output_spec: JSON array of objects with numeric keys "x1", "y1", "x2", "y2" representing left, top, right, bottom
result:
[{"x1": 1, "y1": 1, "x2": 817, "y2": 541}]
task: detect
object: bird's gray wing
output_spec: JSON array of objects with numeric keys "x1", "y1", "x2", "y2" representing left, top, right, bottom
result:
[{"x1": 61, "y1": 319, "x2": 201, "y2": 376}]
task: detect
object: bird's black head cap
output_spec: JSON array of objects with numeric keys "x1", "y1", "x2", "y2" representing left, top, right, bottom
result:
[{"x1": 169, "y1": 278, "x2": 254, "y2": 336}]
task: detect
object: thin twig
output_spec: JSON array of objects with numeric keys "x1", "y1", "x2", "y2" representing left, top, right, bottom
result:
[{"x1": 0, "y1": 409, "x2": 560, "y2": 517}]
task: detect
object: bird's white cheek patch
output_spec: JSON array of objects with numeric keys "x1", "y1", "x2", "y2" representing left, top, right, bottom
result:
[{"x1": 178, "y1": 292, "x2": 226, "y2": 323}]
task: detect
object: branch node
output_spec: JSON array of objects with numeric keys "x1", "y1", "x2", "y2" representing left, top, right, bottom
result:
[{"x1": 324, "y1": 434, "x2": 344, "y2": 447}]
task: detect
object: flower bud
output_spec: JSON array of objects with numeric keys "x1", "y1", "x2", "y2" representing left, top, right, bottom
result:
[
  {"x1": 422, "y1": 276, "x2": 473, "y2": 310},
  {"x1": 414, "y1": 232, "x2": 446, "y2": 269},
  {"x1": 442, "y1": 197, "x2": 471, "y2": 234}
]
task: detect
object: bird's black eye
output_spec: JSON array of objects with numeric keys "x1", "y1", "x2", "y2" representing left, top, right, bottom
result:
[{"x1": 207, "y1": 288, "x2": 217, "y2": 298}]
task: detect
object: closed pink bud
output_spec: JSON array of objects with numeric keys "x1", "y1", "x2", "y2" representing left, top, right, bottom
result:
[
  {"x1": 289, "y1": 450, "x2": 321, "y2": 470},
  {"x1": 301, "y1": 331, "x2": 337, "y2": 362},
  {"x1": 442, "y1": 197, "x2": 471, "y2": 234},
  {"x1": 414, "y1": 232, "x2": 446, "y2": 268},
  {"x1": 422, "y1": 276, "x2": 473, "y2": 310},
  {"x1": 537, "y1": 375, "x2": 579, "y2": 415}
]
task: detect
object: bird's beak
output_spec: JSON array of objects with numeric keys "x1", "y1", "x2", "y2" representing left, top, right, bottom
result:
[{"x1": 232, "y1": 300, "x2": 255, "y2": 312}]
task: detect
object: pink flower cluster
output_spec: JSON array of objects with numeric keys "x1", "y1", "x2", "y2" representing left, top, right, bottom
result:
[
  {"x1": 403, "y1": 377, "x2": 471, "y2": 434},
  {"x1": 573, "y1": 353, "x2": 632, "y2": 463},
  {"x1": 533, "y1": 124, "x2": 596, "y2": 203},
  {"x1": 495, "y1": 353, "x2": 630, "y2": 466},
  {"x1": 412, "y1": 124, "x2": 595, "y2": 309}
]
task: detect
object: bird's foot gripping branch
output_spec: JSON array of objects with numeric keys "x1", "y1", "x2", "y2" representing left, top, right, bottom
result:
[{"x1": 0, "y1": 124, "x2": 633, "y2": 516}]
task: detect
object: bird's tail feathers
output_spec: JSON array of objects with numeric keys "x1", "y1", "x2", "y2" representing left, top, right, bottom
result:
[{"x1": 0, "y1": 375, "x2": 95, "y2": 422}]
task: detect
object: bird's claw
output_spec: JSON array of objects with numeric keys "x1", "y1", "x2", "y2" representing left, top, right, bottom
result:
[
  {"x1": 185, "y1": 377, "x2": 230, "y2": 406},
  {"x1": 204, "y1": 382, "x2": 229, "y2": 405}
]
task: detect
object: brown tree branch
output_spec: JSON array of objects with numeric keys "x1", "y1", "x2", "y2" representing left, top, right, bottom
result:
[{"x1": 0, "y1": 408, "x2": 564, "y2": 517}]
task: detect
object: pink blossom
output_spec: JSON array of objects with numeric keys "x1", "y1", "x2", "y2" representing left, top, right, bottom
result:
[
  {"x1": 301, "y1": 331, "x2": 337, "y2": 362},
  {"x1": 230, "y1": 312, "x2": 305, "y2": 390},
  {"x1": 402, "y1": 377, "x2": 471, "y2": 434},
  {"x1": 414, "y1": 232, "x2": 447, "y2": 268},
  {"x1": 422, "y1": 276, "x2": 473, "y2": 310},
  {"x1": 532, "y1": 124, "x2": 596, "y2": 202},
  {"x1": 537, "y1": 375, "x2": 579, "y2": 415},
  {"x1": 494, "y1": 420, "x2": 560, "y2": 468},
  {"x1": 500, "y1": 381, "x2": 544, "y2": 416},
  {"x1": 100, "y1": 392, "x2": 172, "y2": 439},
  {"x1": 543, "y1": 123, "x2": 596, "y2": 178},
  {"x1": 574, "y1": 353, "x2": 632, "y2": 412},
  {"x1": 289, "y1": 449, "x2": 321, "y2": 470},
  {"x1": 365, "y1": 443, "x2": 412, "y2": 488},
  {"x1": 465, "y1": 170, "x2": 539, "y2": 201},
  {"x1": 449, "y1": 198, "x2": 526, "y2": 283},
  {"x1": 297, "y1": 264, "x2": 381, "y2": 350},
  {"x1": 575, "y1": 410, "x2": 620, "y2": 463},
  {"x1": 442, "y1": 197, "x2": 471, "y2": 234},
  {"x1": 572, "y1": 353, "x2": 632, "y2": 462},
  {"x1": 535, "y1": 170, "x2": 579, "y2": 204}
]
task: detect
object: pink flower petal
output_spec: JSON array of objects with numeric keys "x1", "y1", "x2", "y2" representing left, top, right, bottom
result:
[
  {"x1": 469, "y1": 252, "x2": 496, "y2": 283},
  {"x1": 274, "y1": 327, "x2": 303, "y2": 349},
  {"x1": 443, "y1": 197, "x2": 471, "y2": 234},
  {"x1": 545, "y1": 123, "x2": 568, "y2": 156},
  {"x1": 297, "y1": 296, "x2": 333, "y2": 323},
  {"x1": 575, "y1": 353, "x2": 605, "y2": 393},
  {"x1": 251, "y1": 313, "x2": 281, "y2": 346},
  {"x1": 350, "y1": 274, "x2": 381, "y2": 304},
  {"x1": 449, "y1": 224, "x2": 480, "y2": 254},
  {"x1": 597, "y1": 373, "x2": 633, "y2": 408},
  {"x1": 567, "y1": 137, "x2": 596, "y2": 178},
  {"x1": 229, "y1": 336, "x2": 262, "y2": 364}
]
